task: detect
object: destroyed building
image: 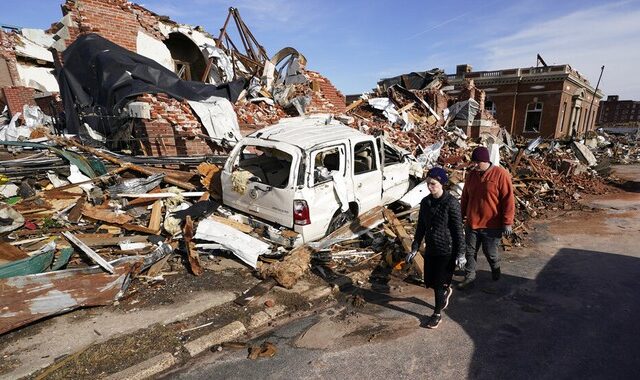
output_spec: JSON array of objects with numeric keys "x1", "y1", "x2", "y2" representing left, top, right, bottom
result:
[
  {"x1": 447, "y1": 63, "x2": 603, "y2": 139},
  {"x1": 0, "y1": 0, "x2": 346, "y2": 156}
]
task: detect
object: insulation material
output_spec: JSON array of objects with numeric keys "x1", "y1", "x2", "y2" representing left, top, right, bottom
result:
[
  {"x1": 230, "y1": 170, "x2": 253, "y2": 194},
  {"x1": 195, "y1": 218, "x2": 271, "y2": 268}
]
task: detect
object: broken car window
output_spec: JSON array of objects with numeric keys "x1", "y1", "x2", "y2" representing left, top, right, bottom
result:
[
  {"x1": 353, "y1": 141, "x2": 377, "y2": 174},
  {"x1": 237, "y1": 145, "x2": 293, "y2": 188},
  {"x1": 312, "y1": 146, "x2": 343, "y2": 185}
]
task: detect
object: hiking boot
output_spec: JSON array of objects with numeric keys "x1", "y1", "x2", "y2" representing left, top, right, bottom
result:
[
  {"x1": 426, "y1": 314, "x2": 442, "y2": 329},
  {"x1": 443, "y1": 286, "x2": 453, "y2": 310},
  {"x1": 492, "y1": 267, "x2": 501, "y2": 281},
  {"x1": 457, "y1": 277, "x2": 475, "y2": 290}
]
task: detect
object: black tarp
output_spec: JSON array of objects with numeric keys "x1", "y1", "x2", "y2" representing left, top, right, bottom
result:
[{"x1": 56, "y1": 33, "x2": 245, "y2": 141}]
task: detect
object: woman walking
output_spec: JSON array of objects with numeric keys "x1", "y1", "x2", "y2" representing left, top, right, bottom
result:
[{"x1": 406, "y1": 167, "x2": 465, "y2": 329}]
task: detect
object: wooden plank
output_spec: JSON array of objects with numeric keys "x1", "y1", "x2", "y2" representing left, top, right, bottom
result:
[
  {"x1": 234, "y1": 278, "x2": 277, "y2": 306},
  {"x1": 183, "y1": 216, "x2": 203, "y2": 276},
  {"x1": 315, "y1": 206, "x2": 385, "y2": 250},
  {"x1": 344, "y1": 98, "x2": 364, "y2": 113},
  {"x1": 383, "y1": 208, "x2": 424, "y2": 277},
  {"x1": 67, "y1": 195, "x2": 86, "y2": 223},
  {"x1": 73, "y1": 234, "x2": 149, "y2": 248},
  {"x1": 148, "y1": 200, "x2": 163, "y2": 232},
  {"x1": 146, "y1": 254, "x2": 171, "y2": 277},
  {"x1": 62, "y1": 231, "x2": 115, "y2": 274},
  {"x1": 211, "y1": 215, "x2": 253, "y2": 234},
  {"x1": 0, "y1": 257, "x2": 141, "y2": 335},
  {"x1": 82, "y1": 205, "x2": 133, "y2": 225},
  {"x1": 9, "y1": 225, "x2": 91, "y2": 238},
  {"x1": 397, "y1": 101, "x2": 415, "y2": 114},
  {"x1": 0, "y1": 242, "x2": 29, "y2": 263}
]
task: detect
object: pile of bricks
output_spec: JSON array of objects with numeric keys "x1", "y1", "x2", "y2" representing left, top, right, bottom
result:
[
  {"x1": 133, "y1": 93, "x2": 223, "y2": 156},
  {"x1": 235, "y1": 101, "x2": 287, "y2": 134},
  {"x1": 305, "y1": 70, "x2": 347, "y2": 115}
]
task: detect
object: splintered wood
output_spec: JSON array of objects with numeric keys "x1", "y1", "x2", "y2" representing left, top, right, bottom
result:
[
  {"x1": 383, "y1": 208, "x2": 424, "y2": 277},
  {"x1": 183, "y1": 215, "x2": 203, "y2": 276}
]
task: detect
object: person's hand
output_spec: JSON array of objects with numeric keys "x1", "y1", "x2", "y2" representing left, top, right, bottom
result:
[
  {"x1": 455, "y1": 255, "x2": 467, "y2": 270},
  {"x1": 405, "y1": 250, "x2": 417, "y2": 264},
  {"x1": 503, "y1": 225, "x2": 513, "y2": 236}
]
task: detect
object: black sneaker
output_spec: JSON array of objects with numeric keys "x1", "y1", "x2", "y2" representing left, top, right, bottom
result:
[
  {"x1": 426, "y1": 314, "x2": 442, "y2": 329},
  {"x1": 442, "y1": 286, "x2": 453, "y2": 310},
  {"x1": 457, "y1": 277, "x2": 475, "y2": 290},
  {"x1": 492, "y1": 267, "x2": 501, "y2": 281}
]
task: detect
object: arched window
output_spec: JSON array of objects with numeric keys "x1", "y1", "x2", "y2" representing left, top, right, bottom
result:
[{"x1": 524, "y1": 102, "x2": 543, "y2": 133}]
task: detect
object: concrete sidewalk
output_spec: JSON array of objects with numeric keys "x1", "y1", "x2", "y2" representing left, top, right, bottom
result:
[{"x1": 0, "y1": 259, "x2": 335, "y2": 380}]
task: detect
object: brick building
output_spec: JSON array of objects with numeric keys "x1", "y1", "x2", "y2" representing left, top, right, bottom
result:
[
  {"x1": 447, "y1": 64, "x2": 603, "y2": 139},
  {"x1": 597, "y1": 95, "x2": 640, "y2": 126}
]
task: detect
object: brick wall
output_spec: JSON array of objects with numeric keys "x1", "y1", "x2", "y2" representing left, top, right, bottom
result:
[
  {"x1": 0, "y1": 30, "x2": 21, "y2": 93},
  {"x1": 133, "y1": 93, "x2": 224, "y2": 156},
  {"x1": 60, "y1": 0, "x2": 164, "y2": 52},
  {"x1": 2, "y1": 86, "x2": 36, "y2": 118},
  {"x1": 304, "y1": 70, "x2": 347, "y2": 114}
]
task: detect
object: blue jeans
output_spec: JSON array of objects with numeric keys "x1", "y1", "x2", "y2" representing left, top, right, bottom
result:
[{"x1": 464, "y1": 226, "x2": 502, "y2": 280}]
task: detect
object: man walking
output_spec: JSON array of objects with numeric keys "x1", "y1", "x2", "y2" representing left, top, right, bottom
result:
[{"x1": 458, "y1": 146, "x2": 515, "y2": 289}]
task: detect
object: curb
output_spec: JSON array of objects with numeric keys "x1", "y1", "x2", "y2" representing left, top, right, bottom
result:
[
  {"x1": 184, "y1": 320, "x2": 247, "y2": 357},
  {"x1": 104, "y1": 353, "x2": 177, "y2": 380},
  {"x1": 102, "y1": 282, "x2": 335, "y2": 379}
]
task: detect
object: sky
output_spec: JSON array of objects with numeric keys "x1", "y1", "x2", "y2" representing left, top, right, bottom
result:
[{"x1": 2, "y1": 0, "x2": 639, "y2": 99}]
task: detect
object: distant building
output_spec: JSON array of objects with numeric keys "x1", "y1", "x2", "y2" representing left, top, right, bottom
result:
[
  {"x1": 447, "y1": 64, "x2": 604, "y2": 138},
  {"x1": 597, "y1": 95, "x2": 640, "y2": 126}
]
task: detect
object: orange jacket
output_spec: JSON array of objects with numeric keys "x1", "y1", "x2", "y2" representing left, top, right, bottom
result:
[{"x1": 461, "y1": 165, "x2": 515, "y2": 229}]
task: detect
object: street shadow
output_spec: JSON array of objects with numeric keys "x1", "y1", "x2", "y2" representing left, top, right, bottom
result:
[
  {"x1": 445, "y1": 248, "x2": 640, "y2": 379},
  {"x1": 611, "y1": 179, "x2": 640, "y2": 193}
]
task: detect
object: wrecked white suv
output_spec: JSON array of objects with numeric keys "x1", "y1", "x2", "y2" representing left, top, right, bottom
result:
[{"x1": 221, "y1": 115, "x2": 414, "y2": 243}]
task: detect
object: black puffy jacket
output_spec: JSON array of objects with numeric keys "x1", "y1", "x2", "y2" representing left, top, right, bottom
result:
[{"x1": 411, "y1": 192, "x2": 465, "y2": 257}]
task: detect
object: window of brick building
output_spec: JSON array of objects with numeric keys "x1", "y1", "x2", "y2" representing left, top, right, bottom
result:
[
  {"x1": 485, "y1": 100, "x2": 496, "y2": 117},
  {"x1": 524, "y1": 102, "x2": 543, "y2": 133}
]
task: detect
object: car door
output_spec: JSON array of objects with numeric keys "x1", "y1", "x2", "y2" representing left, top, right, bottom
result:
[
  {"x1": 351, "y1": 139, "x2": 382, "y2": 213},
  {"x1": 378, "y1": 137, "x2": 411, "y2": 204},
  {"x1": 303, "y1": 144, "x2": 347, "y2": 234},
  {"x1": 221, "y1": 139, "x2": 298, "y2": 228}
]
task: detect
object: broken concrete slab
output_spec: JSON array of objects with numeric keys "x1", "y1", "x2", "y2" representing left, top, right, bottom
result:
[{"x1": 571, "y1": 141, "x2": 598, "y2": 167}]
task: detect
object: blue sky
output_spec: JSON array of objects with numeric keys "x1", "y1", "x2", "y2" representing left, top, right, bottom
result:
[{"x1": 2, "y1": 0, "x2": 640, "y2": 99}]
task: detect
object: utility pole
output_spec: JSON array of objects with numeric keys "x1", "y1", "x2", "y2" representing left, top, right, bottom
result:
[{"x1": 586, "y1": 65, "x2": 605, "y2": 132}]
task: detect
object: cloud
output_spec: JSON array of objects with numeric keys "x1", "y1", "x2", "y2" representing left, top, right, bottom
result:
[{"x1": 480, "y1": 2, "x2": 640, "y2": 98}]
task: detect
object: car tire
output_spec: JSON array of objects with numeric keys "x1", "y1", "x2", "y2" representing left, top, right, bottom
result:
[{"x1": 326, "y1": 209, "x2": 354, "y2": 235}]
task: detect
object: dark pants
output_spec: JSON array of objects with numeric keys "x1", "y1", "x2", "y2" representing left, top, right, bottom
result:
[
  {"x1": 425, "y1": 255, "x2": 455, "y2": 314},
  {"x1": 463, "y1": 226, "x2": 502, "y2": 280}
]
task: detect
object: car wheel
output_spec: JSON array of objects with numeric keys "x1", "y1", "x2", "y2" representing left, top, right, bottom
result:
[{"x1": 326, "y1": 209, "x2": 354, "y2": 235}]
